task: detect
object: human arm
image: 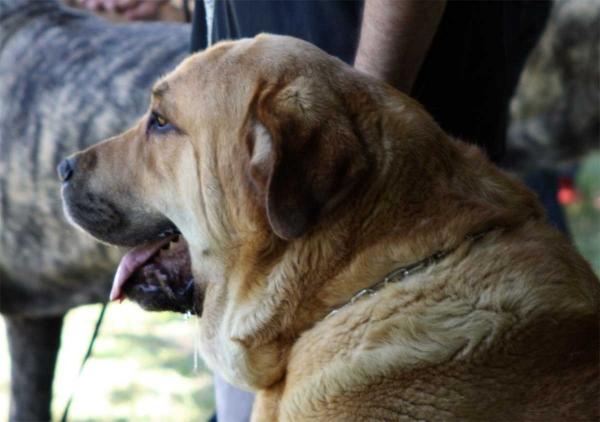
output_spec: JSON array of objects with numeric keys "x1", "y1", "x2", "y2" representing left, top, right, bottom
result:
[{"x1": 354, "y1": 0, "x2": 446, "y2": 94}]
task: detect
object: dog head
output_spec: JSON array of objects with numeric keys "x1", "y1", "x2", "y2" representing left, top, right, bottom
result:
[{"x1": 61, "y1": 34, "x2": 540, "y2": 390}]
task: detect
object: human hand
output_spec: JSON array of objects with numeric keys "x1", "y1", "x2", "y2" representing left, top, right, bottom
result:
[{"x1": 75, "y1": 0, "x2": 169, "y2": 20}]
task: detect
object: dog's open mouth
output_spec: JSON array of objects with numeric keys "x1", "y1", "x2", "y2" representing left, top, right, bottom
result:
[{"x1": 111, "y1": 231, "x2": 199, "y2": 315}]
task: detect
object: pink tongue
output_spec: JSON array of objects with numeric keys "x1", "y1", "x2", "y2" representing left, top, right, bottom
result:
[{"x1": 110, "y1": 234, "x2": 178, "y2": 302}]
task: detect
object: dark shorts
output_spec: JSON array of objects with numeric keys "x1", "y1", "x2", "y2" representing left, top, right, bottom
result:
[{"x1": 191, "y1": 0, "x2": 550, "y2": 163}]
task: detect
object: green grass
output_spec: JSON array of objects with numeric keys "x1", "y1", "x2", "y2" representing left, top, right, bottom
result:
[{"x1": 0, "y1": 303, "x2": 215, "y2": 421}]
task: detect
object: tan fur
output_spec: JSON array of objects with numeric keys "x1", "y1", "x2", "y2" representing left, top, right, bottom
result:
[{"x1": 67, "y1": 35, "x2": 599, "y2": 421}]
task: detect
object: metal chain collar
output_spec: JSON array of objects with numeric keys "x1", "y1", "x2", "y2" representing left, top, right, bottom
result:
[{"x1": 324, "y1": 227, "x2": 497, "y2": 320}]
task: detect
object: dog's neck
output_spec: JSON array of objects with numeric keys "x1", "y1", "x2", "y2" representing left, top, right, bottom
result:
[{"x1": 324, "y1": 225, "x2": 499, "y2": 321}]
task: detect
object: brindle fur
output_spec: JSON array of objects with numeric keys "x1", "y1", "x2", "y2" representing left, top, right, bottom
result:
[{"x1": 0, "y1": 0, "x2": 189, "y2": 419}]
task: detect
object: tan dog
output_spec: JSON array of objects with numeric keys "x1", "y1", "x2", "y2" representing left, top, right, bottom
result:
[{"x1": 60, "y1": 34, "x2": 599, "y2": 421}]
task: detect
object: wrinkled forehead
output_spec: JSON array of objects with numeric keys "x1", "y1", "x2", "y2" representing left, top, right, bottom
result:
[
  {"x1": 149, "y1": 35, "x2": 349, "y2": 124},
  {"x1": 149, "y1": 38, "x2": 262, "y2": 121},
  {"x1": 153, "y1": 35, "x2": 342, "y2": 98},
  {"x1": 153, "y1": 44, "x2": 244, "y2": 96}
]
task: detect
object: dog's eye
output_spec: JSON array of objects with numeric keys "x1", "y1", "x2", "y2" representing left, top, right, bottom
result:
[
  {"x1": 156, "y1": 115, "x2": 168, "y2": 127},
  {"x1": 148, "y1": 112, "x2": 172, "y2": 132}
]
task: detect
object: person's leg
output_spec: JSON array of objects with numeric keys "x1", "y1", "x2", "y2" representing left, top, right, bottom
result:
[{"x1": 214, "y1": 373, "x2": 255, "y2": 422}]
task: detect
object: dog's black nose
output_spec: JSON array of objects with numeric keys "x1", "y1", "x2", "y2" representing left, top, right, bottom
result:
[{"x1": 57, "y1": 157, "x2": 75, "y2": 182}]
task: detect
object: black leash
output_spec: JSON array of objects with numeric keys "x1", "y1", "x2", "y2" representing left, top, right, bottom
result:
[{"x1": 60, "y1": 302, "x2": 108, "y2": 422}]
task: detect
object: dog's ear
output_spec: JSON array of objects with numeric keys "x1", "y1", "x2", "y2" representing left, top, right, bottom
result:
[{"x1": 244, "y1": 77, "x2": 368, "y2": 239}]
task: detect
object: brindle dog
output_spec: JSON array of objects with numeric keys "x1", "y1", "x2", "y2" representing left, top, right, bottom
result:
[{"x1": 0, "y1": 1, "x2": 190, "y2": 419}]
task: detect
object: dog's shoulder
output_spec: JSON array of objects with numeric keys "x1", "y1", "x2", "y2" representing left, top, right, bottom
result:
[{"x1": 277, "y1": 223, "x2": 599, "y2": 421}]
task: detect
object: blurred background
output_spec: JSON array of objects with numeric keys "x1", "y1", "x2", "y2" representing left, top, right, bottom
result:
[
  {"x1": 1, "y1": 0, "x2": 598, "y2": 421},
  {"x1": 0, "y1": 304, "x2": 215, "y2": 420}
]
